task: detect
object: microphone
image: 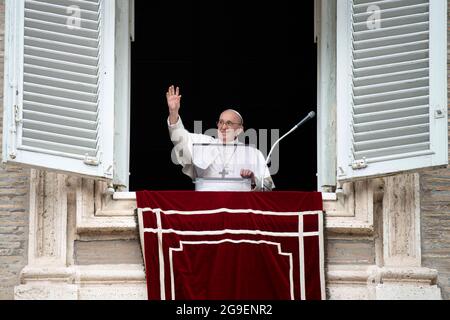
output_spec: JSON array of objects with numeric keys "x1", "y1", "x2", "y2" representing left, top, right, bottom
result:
[
  {"x1": 260, "y1": 111, "x2": 316, "y2": 191},
  {"x1": 294, "y1": 111, "x2": 316, "y2": 130}
]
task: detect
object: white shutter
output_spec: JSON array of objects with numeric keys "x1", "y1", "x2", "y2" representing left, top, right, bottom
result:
[
  {"x1": 3, "y1": 0, "x2": 115, "y2": 179},
  {"x1": 336, "y1": 0, "x2": 448, "y2": 181}
]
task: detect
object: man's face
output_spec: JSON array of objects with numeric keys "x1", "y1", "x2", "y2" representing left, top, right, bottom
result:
[{"x1": 217, "y1": 110, "x2": 243, "y2": 143}]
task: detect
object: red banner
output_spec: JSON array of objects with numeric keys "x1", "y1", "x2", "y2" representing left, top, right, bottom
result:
[{"x1": 136, "y1": 191, "x2": 325, "y2": 300}]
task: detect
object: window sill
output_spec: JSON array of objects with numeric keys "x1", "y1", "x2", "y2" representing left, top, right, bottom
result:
[
  {"x1": 113, "y1": 192, "x2": 137, "y2": 200},
  {"x1": 112, "y1": 191, "x2": 337, "y2": 201}
]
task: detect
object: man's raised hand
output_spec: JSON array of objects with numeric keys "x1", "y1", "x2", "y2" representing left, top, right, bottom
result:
[{"x1": 167, "y1": 85, "x2": 181, "y2": 113}]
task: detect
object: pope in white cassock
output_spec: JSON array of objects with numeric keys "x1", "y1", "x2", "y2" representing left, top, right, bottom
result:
[{"x1": 166, "y1": 85, "x2": 275, "y2": 191}]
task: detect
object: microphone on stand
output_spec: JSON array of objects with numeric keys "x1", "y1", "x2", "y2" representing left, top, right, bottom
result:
[{"x1": 260, "y1": 111, "x2": 316, "y2": 191}]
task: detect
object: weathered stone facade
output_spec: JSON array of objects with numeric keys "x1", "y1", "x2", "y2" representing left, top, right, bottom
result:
[
  {"x1": 0, "y1": 0, "x2": 448, "y2": 300},
  {"x1": 421, "y1": 169, "x2": 450, "y2": 300}
]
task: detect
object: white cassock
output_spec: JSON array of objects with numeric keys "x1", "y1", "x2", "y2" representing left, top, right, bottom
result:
[{"x1": 168, "y1": 117, "x2": 275, "y2": 191}]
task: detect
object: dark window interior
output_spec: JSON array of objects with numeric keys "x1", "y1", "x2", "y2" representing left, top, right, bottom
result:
[{"x1": 130, "y1": 0, "x2": 317, "y2": 191}]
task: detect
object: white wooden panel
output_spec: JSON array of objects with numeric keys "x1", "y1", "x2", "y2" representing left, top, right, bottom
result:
[
  {"x1": 336, "y1": 0, "x2": 447, "y2": 181},
  {"x1": 3, "y1": 0, "x2": 115, "y2": 179}
]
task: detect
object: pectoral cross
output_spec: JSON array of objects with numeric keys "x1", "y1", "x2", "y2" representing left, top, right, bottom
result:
[{"x1": 219, "y1": 168, "x2": 229, "y2": 178}]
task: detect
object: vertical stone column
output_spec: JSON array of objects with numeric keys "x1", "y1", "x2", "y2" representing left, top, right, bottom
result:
[
  {"x1": 14, "y1": 170, "x2": 77, "y2": 299},
  {"x1": 375, "y1": 173, "x2": 441, "y2": 299},
  {"x1": 383, "y1": 173, "x2": 421, "y2": 267}
]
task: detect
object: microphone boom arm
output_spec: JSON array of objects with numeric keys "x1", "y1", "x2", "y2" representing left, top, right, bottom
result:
[{"x1": 260, "y1": 111, "x2": 316, "y2": 191}]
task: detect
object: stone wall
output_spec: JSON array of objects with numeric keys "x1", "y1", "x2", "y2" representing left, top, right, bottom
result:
[
  {"x1": 420, "y1": 169, "x2": 450, "y2": 299},
  {"x1": 0, "y1": 0, "x2": 30, "y2": 300},
  {"x1": 417, "y1": 0, "x2": 450, "y2": 300}
]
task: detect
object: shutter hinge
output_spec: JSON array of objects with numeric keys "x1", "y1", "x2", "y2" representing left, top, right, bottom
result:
[
  {"x1": 352, "y1": 158, "x2": 368, "y2": 170},
  {"x1": 83, "y1": 154, "x2": 100, "y2": 166},
  {"x1": 14, "y1": 105, "x2": 22, "y2": 123}
]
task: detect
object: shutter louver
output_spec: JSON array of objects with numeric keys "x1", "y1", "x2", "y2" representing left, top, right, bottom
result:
[
  {"x1": 337, "y1": 0, "x2": 447, "y2": 181},
  {"x1": 22, "y1": 0, "x2": 101, "y2": 159},
  {"x1": 3, "y1": 0, "x2": 115, "y2": 178},
  {"x1": 352, "y1": 0, "x2": 431, "y2": 163}
]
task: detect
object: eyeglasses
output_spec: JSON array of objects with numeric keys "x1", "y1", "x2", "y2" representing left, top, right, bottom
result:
[{"x1": 216, "y1": 120, "x2": 242, "y2": 127}]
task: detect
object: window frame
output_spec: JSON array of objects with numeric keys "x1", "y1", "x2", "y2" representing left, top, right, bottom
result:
[
  {"x1": 316, "y1": 0, "x2": 337, "y2": 192},
  {"x1": 113, "y1": 0, "x2": 132, "y2": 190},
  {"x1": 114, "y1": 0, "x2": 337, "y2": 195}
]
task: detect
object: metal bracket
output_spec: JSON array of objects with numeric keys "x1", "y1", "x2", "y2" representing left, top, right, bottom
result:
[
  {"x1": 352, "y1": 158, "x2": 368, "y2": 170},
  {"x1": 337, "y1": 166, "x2": 346, "y2": 177},
  {"x1": 83, "y1": 154, "x2": 100, "y2": 166},
  {"x1": 435, "y1": 108, "x2": 446, "y2": 119},
  {"x1": 103, "y1": 164, "x2": 113, "y2": 178}
]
